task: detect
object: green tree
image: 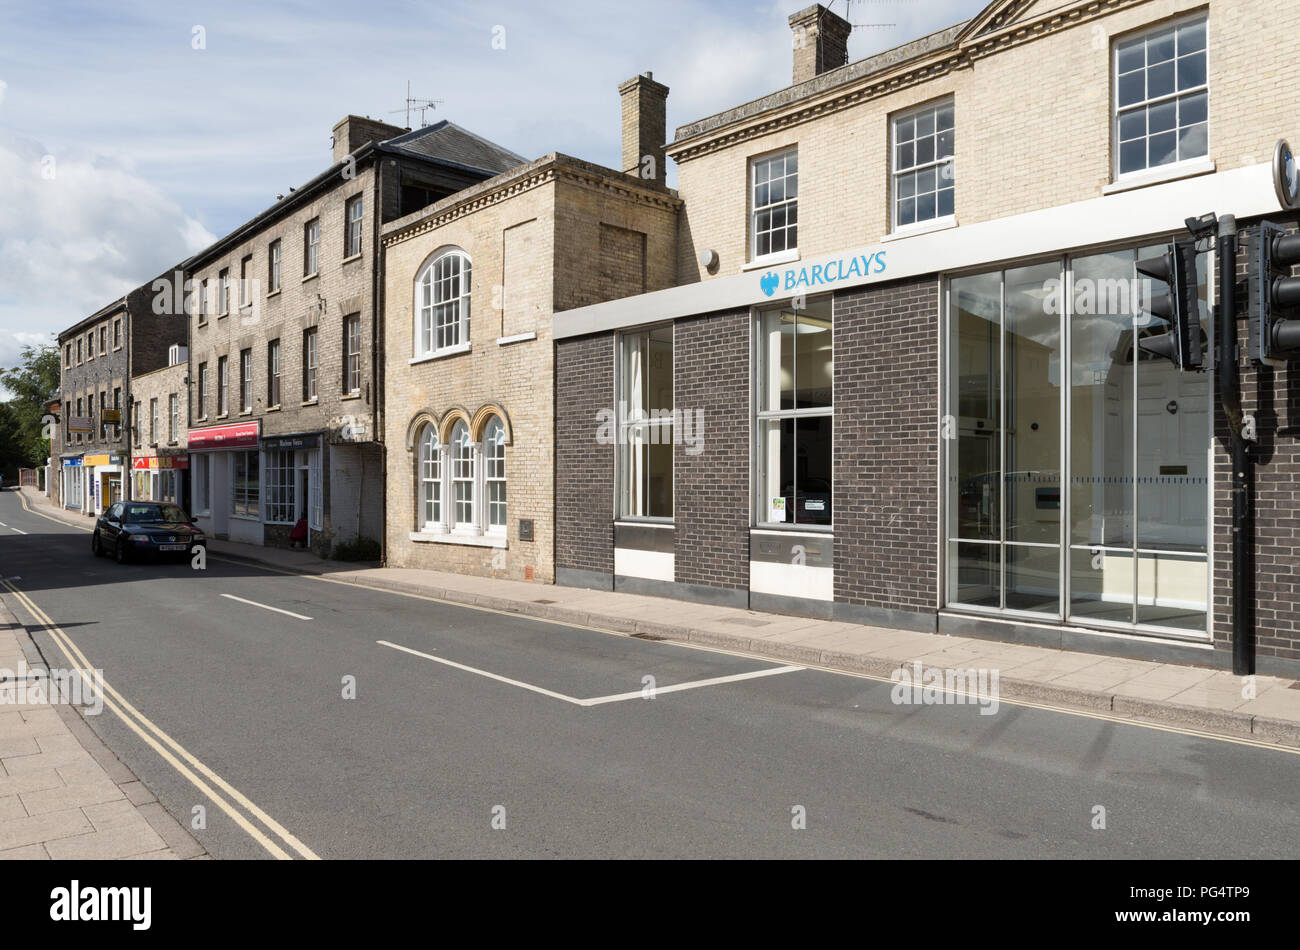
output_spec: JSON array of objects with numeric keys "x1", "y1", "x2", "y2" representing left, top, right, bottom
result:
[{"x1": 0, "y1": 343, "x2": 60, "y2": 476}]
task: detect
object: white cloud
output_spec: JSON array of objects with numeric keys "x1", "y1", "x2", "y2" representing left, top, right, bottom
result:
[{"x1": 0, "y1": 131, "x2": 214, "y2": 373}]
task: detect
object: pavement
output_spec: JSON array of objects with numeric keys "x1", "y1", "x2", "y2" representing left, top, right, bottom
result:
[
  {"x1": 4, "y1": 485, "x2": 1300, "y2": 859},
  {"x1": 0, "y1": 579, "x2": 206, "y2": 860},
  {"x1": 19, "y1": 486, "x2": 1300, "y2": 751}
]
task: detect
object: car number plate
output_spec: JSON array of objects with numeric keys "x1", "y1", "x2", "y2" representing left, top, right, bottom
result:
[{"x1": 159, "y1": 544, "x2": 187, "y2": 552}]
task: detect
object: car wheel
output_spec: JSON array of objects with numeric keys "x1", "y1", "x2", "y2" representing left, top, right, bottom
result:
[
  {"x1": 91, "y1": 531, "x2": 102, "y2": 557},
  {"x1": 114, "y1": 539, "x2": 130, "y2": 564}
]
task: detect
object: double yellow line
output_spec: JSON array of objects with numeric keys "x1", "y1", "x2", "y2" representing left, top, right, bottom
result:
[{"x1": 0, "y1": 578, "x2": 318, "y2": 860}]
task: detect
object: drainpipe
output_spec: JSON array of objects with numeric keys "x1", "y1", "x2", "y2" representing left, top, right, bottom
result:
[{"x1": 1217, "y1": 215, "x2": 1254, "y2": 675}]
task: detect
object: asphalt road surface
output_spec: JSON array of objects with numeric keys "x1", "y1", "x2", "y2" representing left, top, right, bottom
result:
[{"x1": 1, "y1": 488, "x2": 1298, "y2": 859}]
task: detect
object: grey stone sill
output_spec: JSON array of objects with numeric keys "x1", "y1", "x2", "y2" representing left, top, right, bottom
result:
[
  {"x1": 340, "y1": 392, "x2": 363, "y2": 401},
  {"x1": 1103, "y1": 157, "x2": 1216, "y2": 195},
  {"x1": 741, "y1": 248, "x2": 799, "y2": 272},
  {"x1": 302, "y1": 272, "x2": 319, "y2": 284},
  {"x1": 341, "y1": 253, "x2": 363, "y2": 265},
  {"x1": 409, "y1": 343, "x2": 471, "y2": 365}
]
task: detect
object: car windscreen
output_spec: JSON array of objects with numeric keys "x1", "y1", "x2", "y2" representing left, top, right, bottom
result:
[{"x1": 123, "y1": 504, "x2": 187, "y2": 523}]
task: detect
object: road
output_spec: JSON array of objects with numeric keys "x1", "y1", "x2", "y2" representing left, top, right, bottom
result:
[{"x1": 1, "y1": 488, "x2": 1298, "y2": 859}]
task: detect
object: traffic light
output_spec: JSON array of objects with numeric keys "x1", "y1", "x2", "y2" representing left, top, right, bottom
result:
[
  {"x1": 1248, "y1": 221, "x2": 1300, "y2": 366},
  {"x1": 1136, "y1": 240, "x2": 1203, "y2": 370}
]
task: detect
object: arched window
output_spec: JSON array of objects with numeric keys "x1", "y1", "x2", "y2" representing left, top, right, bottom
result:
[
  {"x1": 419, "y1": 425, "x2": 441, "y2": 530},
  {"x1": 451, "y1": 421, "x2": 475, "y2": 528},
  {"x1": 415, "y1": 249, "x2": 471, "y2": 358},
  {"x1": 484, "y1": 416, "x2": 506, "y2": 534}
]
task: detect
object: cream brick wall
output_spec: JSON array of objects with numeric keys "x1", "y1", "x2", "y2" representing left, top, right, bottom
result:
[
  {"x1": 671, "y1": 0, "x2": 1300, "y2": 283},
  {"x1": 382, "y1": 156, "x2": 679, "y2": 582}
]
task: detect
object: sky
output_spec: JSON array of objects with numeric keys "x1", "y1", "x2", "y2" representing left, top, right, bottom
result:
[{"x1": 0, "y1": 0, "x2": 991, "y2": 395}]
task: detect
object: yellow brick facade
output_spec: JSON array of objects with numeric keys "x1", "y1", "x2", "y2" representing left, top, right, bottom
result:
[
  {"x1": 670, "y1": 0, "x2": 1300, "y2": 284},
  {"x1": 382, "y1": 155, "x2": 679, "y2": 582}
]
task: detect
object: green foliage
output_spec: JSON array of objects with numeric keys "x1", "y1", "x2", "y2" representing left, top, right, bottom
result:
[
  {"x1": 0, "y1": 343, "x2": 60, "y2": 476},
  {"x1": 333, "y1": 536, "x2": 381, "y2": 562}
]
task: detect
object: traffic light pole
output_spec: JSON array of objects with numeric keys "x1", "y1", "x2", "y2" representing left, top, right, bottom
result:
[{"x1": 1218, "y1": 215, "x2": 1254, "y2": 676}]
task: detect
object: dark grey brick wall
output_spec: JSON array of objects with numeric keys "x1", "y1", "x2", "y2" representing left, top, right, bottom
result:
[
  {"x1": 1215, "y1": 213, "x2": 1300, "y2": 664},
  {"x1": 833, "y1": 276, "x2": 939, "y2": 612},
  {"x1": 555, "y1": 334, "x2": 614, "y2": 576},
  {"x1": 673, "y1": 309, "x2": 749, "y2": 590}
]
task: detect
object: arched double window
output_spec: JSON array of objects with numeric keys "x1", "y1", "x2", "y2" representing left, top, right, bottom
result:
[
  {"x1": 415, "y1": 249, "x2": 471, "y2": 359},
  {"x1": 414, "y1": 413, "x2": 507, "y2": 538}
]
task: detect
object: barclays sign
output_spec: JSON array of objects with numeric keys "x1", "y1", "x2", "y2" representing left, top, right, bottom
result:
[{"x1": 760, "y1": 250, "x2": 888, "y2": 297}]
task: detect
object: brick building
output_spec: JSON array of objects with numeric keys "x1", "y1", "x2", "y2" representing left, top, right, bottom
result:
[
  {"x1": 381, "y1": 83, "x2": 679, "y2": 581},
  {"x1": 55, "y1": 280, "x2": 186, "y2": 516},
  {"x1": 129, "y1": 353, "x2": 190, "y2": 506},
  {"x1": 183, "y1": 115, "x2": 524, "y2": 555},
  {"x1": 553, "y1": 0, "x2": 1300, "y2": 675}
]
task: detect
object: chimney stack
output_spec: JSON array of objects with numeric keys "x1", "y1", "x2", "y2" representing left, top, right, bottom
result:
[
  {"x1": 618, "y1": 72, "x2": 669, "y2": 187},
  {"x1": 789, "y1": 4, "x2": 851, "y2": 84},
  {"x1": 331, "y1": 115, "x2": 409, "y2": 164}
]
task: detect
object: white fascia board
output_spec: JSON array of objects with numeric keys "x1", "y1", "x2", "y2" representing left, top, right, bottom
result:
[{"x1": 553, "y1": 162, "x2": 1280, "y2": 340}]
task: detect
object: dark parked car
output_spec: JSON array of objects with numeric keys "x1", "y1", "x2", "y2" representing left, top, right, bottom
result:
[{"x1": 92, "y1": 501, "x2": 205, "y2": 564}]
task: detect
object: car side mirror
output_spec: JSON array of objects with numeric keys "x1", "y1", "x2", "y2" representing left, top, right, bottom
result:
[{"x1": 190, "y1": 517, "x2": 198, "y2": 524}]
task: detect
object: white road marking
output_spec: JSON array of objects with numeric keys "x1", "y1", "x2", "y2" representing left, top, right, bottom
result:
[
  {"x1": 377, "y1": 639, "x2": 802, "y2": 707},
  {"x1": 582, "y1": 665, "x2": 804, "y2": 705},
  {"x1": 378, "y1": 640, "x2": 585, "y2": 704},
  {"x1": 220, "y1": 593, "x2": 312, "y2": 621}
]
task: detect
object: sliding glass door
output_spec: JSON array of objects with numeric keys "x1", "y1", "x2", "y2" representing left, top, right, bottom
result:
[{"x1": 943, "y1": 242, "x2": 1211, "y2": 637}]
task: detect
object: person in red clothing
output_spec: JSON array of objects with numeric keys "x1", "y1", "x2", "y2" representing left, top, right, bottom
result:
[{"x1": 289, "y1": 512, "x2": 308, "y2": 548}]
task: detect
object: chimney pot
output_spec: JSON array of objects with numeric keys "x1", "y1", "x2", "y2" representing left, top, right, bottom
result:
[
  {"x1": 618, "y1": 73, "x2": 669, "y2": 187},
  {"x1": 788, "y1": 4, "x2": 851, "y2": 84}
]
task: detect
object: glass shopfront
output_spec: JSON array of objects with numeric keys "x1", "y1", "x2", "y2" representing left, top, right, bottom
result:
[{"x1": 943, "y1": 241, "x2": 1211, "y2": 637}]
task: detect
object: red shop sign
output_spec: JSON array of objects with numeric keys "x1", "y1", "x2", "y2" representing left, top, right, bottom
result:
[{"x1": 188, "y1": 421, "x2": 259, "y2": 450}]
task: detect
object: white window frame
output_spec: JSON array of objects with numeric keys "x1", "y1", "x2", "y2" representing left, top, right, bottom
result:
[
  {"x1": 308, "y1": 450, "x2": 323, "y2": 531},
  {"x1": 240, "y1": 255, "x2": 253, "y2": 307},
  {"x1": 217, "y1": 356, "x2": 228, "y2": 416},
  {"x1": 268, "y1": 339, "x2": 281, "y2": 407},
  {"x1": 414, "y1": 249, "x2": 472, "y2": 359},
  {"x1": 168, "y1": 393, "x2": 179, "y2": 442},
  {"x1": 149, "y1": 398, "x2": 158, "y2": 444},
  {"x1": 240, "y1": 349, "x2": 253, "y2": 412},
  {"x1": 616, "y1": 325, "x2": 674, "y2": 522},
  {"x1": 418, "y1": 426, "x2": 442, "y2": 531},
  {"x1": 218, "y1": 268, "x2": 230, "y2": 315},
  {"x1": 1112, "y1": 13, "x2": 1209, "y2": 181},
  {"x1": 891, "y1": 98, "x2": 955, "y2": 233},
  {"x1": 345, "y1": 195, "x2": 363, "y2": 257},
  {"x1": 303, "y1": 328, "x2": 318, "y2": 401},
  {"x1": 197, "y1": 363, "x2": 209, "y2": 419},
  {"x1": 304, "y1": 219, "x2": 320, "y2": 276},
  {"x1": 749, "y1": 149, "x2": 798, "y2": 263},
  {"x1": 484, "y1": 416, "x2": 506, "y2": 534},
  {"x1": 451, "y1": 421, "x2": 476, "y2": 530},
  {"x1": 344, "y1": 313, "x2": 361, "y2": 394},
  {"x1": 264, "y1": 449, "x2": 296, "y2": 524},
  {"x1": 269, "y1": 239, "x2": 282, "y2": 292}
]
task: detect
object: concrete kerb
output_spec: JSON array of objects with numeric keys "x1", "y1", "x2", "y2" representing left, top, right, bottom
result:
[{"x1": 22, "y1": 490, "x2": 1300, "y2": 751}]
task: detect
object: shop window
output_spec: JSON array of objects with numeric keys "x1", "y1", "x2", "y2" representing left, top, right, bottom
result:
[
  {"x1": 755, "y1": 296, "x2": 833, "y2": 527},
  {"x1": 618, "y1": 325, "x2": 673, "y2": 520},
  {"x1": 942, "y1": 244, "x2": 1210, "y2": 634},
  {"x1": 1114, "y1": 15, "x2": 1208, "y2": 178},
  {"x1": 415, "y1": 249, "x2": 471, "y2": 358},
  {"x1": 750, "y1": 149, "x2": 797, "y2": 260},
  {"x1": 193, "y1": 456, "x2": 210, "y2": 515},
  {"x1": 264, "y1": 450, "x2": 295, "y2": 524},
  {"x1": 618, "y1": 324, "x2": 676, "y2": 519},
  {"x1": 232, "y1": 450, "x2": 260, "y2": 518},
  {"x1": 892, "y1": 99, "x2": 954, "y2": 230}
]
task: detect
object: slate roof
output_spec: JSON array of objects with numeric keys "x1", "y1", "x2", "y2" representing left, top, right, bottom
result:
[{"x1": 380, "y1": 120, "x2": 528, "y2": 176}]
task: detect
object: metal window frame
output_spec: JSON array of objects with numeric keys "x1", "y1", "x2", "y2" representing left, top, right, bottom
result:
[{"x1": 939, "y1": 237, "x2": 1215, "y2": 638}]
